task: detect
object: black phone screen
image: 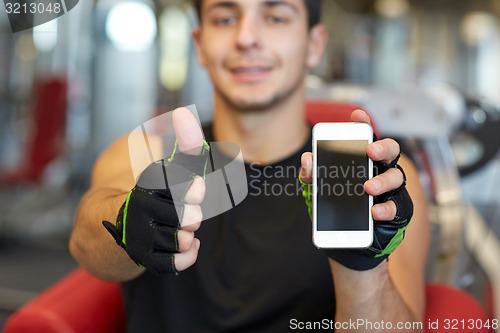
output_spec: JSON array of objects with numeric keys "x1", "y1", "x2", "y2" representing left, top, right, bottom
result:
[{"x1": 316, "y1": 140, "x2": 369, "y2": 231}]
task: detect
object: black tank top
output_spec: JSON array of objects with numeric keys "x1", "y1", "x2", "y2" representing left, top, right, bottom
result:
[{"x1": 122, "y1": 124, "x2": 335, "y2": 333}]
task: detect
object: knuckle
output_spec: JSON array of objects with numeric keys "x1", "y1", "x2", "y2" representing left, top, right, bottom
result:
[
  {"x1": 379, "y1": 174, "x2": 389, "y2": 188},
  {"x1": 174, "y1": 249, "x2": 198, "y2": 271},
  {"x1": 379, "y1": 138, "x2": 399, "y2": 161},
  {"x1": 173, "y1": 255, "x2": 182, "y2": 271},
  {"x1": 382, "y1": 138, "x2": 398, "y2": 149},
  {"x1": 389, "y1": 139, "x2": 400, "y2": 152},
  {"x1": 397, "y1": 169, "x2": 405, "y2": 184},
  {"x1": 389, "y1": 167, "x2": 404, "y2": 186},
  {"x1": 182, "y1": 205, "x2": 203, "y2": 226},
  {"x1": 194, "y1": 176, "x2": 206, "y2": 194},
  {"x1": 177, "y1": 230, "x2": 194, "y2": 251},
  {"x1": 174, "y1": 256, "x2": 187, "y2": 272},
  {"x1": 194, "y1": 207, "x2": 203, "y2": 223},
  {"x1": 380, "y1": 168, "x2": 401, "y2": 190},
  {"x1": 181, "y1": 222, "x2": 200, "y2": 232},
  {"x1": 375, "y1": 202, "x2": 396, "y2": 221},
  {"x1": 195, "y1": 206, "x2": 203, "y2": 221},
  {"x1": 373, "y1": 175, "x2": 387, "y2": 194},
  {"x1": 189, "y1": 248, "x2": 199, "y2": 267},
  {"x1": 390, "y1": 201, "x2": 397, "y2": 219},
  {"x1": 381, "y1": 204, "x2": 390, "y2": 218},
  {"x1": 185, "y1": 177, "x2": 206, "y2": 204}
]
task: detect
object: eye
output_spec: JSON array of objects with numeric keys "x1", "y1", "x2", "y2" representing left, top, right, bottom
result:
[
  {"x1": 215, "y1": 16, "x2": 237, "y2": 26},
  {"x1": 266, "y1": 16, "x2": 288, "y2": 24}
]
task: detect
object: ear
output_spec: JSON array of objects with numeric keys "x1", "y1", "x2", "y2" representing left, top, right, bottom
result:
[
  {"x1": 306, "y1": 23, "x2": 328, "y2": 69},
  {"x1": 192, "y1": 27, "x2": 207, "y2": 68}
]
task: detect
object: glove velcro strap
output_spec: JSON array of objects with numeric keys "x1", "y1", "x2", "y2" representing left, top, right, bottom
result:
[
  {"x1": 323, "y1": 248, "x2": 386, "y2": 271},
  {"x1": 299, "y1": 174, "x2": 312, "y2": 220},
  {"x1": 374, "y1": 223, "x2": 410, "y2": 258}
]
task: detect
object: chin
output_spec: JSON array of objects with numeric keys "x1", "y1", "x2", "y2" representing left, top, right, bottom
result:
[
  {"x1": 216, "y1": 88, "x2": 277, "y2": 112},
  {"x1": 228, "y1": 97, "x2": 279, "y2": 112},
  {"x1": 215, "y1": 77, "x2": 302, "y2": 113}
]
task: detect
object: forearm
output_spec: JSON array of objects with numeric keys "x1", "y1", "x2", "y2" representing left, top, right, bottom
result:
[
  {"x1": 331, "y1": 260, "x2": 423, "y2": 333},
  {"x1": 69, "y1": 187, "x2": 144, "y2": 282}
]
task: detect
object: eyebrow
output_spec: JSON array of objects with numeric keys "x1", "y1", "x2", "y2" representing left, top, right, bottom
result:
[
  {"x1": 205, "y1": 1, "x2": 237, "y2": 12},
  {"x1": 262, "y1": 0, "x2": 299, "y2": 13},
  {"x1": 205, "y1": 0, "x2": 299, "y2": 13}
]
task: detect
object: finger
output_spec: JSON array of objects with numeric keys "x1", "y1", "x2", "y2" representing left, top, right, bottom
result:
[
  {"x1": 172, "y1": 107, "x2": 204, "y2": 155},
  {"x1": 372, "y1": 201, "x2": 397, "y2": 221},
  {"x1": 350, "y1": 109, "x2": 371, "y2": 124},
  {"x1": 181, "y1": 221, "x2": 201, "y2": 232},
  {"x1": 184, "y1": 176, "x2": 206, "y2": 204},
  {"x1": 174, "y1": 238, "x2": 200, "y2": 272},
  {"x1": 364, "y1": 167, "x2": 404, "y2": 196},
  {"x1": 300, "y1": 152, "x2": 313, "y2": 183},
  {"x1": 367, "y1": 138, "x2": 400, "y2": 165},
  {"x1": 180, "y1": 204, "x2": 203, "y2": 228},
  {"x1": 177, "y1": 230, "x2": 195, "y2": 252}
]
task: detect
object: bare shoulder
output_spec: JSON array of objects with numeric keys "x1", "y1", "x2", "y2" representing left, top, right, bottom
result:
[
  {"x1": 90, "y1": 134, "x2": 136, "y2": 191},
  {"x1": 388, "y1": 154, "x2": 430, "y2": 320}
]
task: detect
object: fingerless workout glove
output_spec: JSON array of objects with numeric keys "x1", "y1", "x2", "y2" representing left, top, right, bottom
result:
[
  {"x1": 102, "y1": 141, "x2": 210, "y2": 276},
  {"x1": 299, "y1": 151, "x2": 413, "y2": 271}
]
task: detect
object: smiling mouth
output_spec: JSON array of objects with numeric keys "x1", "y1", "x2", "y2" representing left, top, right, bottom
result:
[
  {"x1": 229, "y1": 66, "x2": 273, "y2": 82},
  {"x1": 231, "y1": 67, "x2": 271, "y2": 74}
]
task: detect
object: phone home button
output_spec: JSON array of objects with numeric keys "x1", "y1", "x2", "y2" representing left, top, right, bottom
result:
[{"x1": 338, "y1": 232, "x2": 348, "y2": 243}]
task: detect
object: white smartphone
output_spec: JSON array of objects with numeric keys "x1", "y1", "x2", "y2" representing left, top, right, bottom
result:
[{"x1": 312, "y1": 122, "x2": 373, "y2": 248}]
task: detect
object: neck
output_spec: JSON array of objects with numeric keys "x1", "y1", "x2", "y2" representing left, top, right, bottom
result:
[{"x1": 212, "y1": 86, "x2": 310, "y2": 165}]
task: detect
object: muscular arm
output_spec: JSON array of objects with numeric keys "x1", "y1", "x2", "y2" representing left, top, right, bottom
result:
[
  {"x1": 70, "y1": 107, "x2": 205, "y2": 281},
  {"x1": 332, "y1": 155, "x2": 430, "y2": 332},
  {"x1": 69, "y1": 135, "x2": 145, "y2": 282}
]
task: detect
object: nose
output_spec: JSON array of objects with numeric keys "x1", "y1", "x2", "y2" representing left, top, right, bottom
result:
[{"x1": 235, "y1": 15, "x2": 261, "y2": 51}]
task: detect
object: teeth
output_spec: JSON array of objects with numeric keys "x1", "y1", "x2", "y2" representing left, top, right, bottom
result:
[{"x1": 234, "y1": 68, "x2": 265, "y2": 74}]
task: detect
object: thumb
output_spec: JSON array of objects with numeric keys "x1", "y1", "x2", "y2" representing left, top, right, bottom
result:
[
  {"x1": 350, "y1": 109, "x2": 371, "y2": 124},
  {"x1": 300, "y1": 152, "x2": 312, "y2": 184},
  {"x1": 172, "y1": 107, "x2": 204, "y2": 155}
]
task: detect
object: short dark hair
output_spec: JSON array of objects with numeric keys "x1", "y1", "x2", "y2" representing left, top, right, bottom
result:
[{"x1": 192, "y1": 0, "x2": 322, "y2": 29}]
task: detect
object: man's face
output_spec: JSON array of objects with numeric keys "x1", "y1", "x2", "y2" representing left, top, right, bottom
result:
[{"x1": 194, "y1": 0, "x2": 323, "y2": 111}]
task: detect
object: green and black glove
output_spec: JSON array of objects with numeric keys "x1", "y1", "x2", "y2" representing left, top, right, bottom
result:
[
  {"x1": 102, "y1": 141, "x2": 210, "y2": 276},
  {"x1": 299, "y1": 150, "x2": 413, "y2": 271}
]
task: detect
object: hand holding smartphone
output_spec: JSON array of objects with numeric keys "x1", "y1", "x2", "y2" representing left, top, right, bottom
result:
[{"x1": 312, "y1": 122, "x2": 373, "y2": 248}]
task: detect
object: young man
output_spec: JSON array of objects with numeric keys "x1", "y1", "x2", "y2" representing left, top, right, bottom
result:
[{"x1": 70, "y1": 0, "x2": 429, "y2": 331}]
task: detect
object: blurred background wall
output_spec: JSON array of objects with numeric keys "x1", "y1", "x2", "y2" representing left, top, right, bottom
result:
[{"x1": 1, "y1": 0, "x2": 499, "y2": 183}]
